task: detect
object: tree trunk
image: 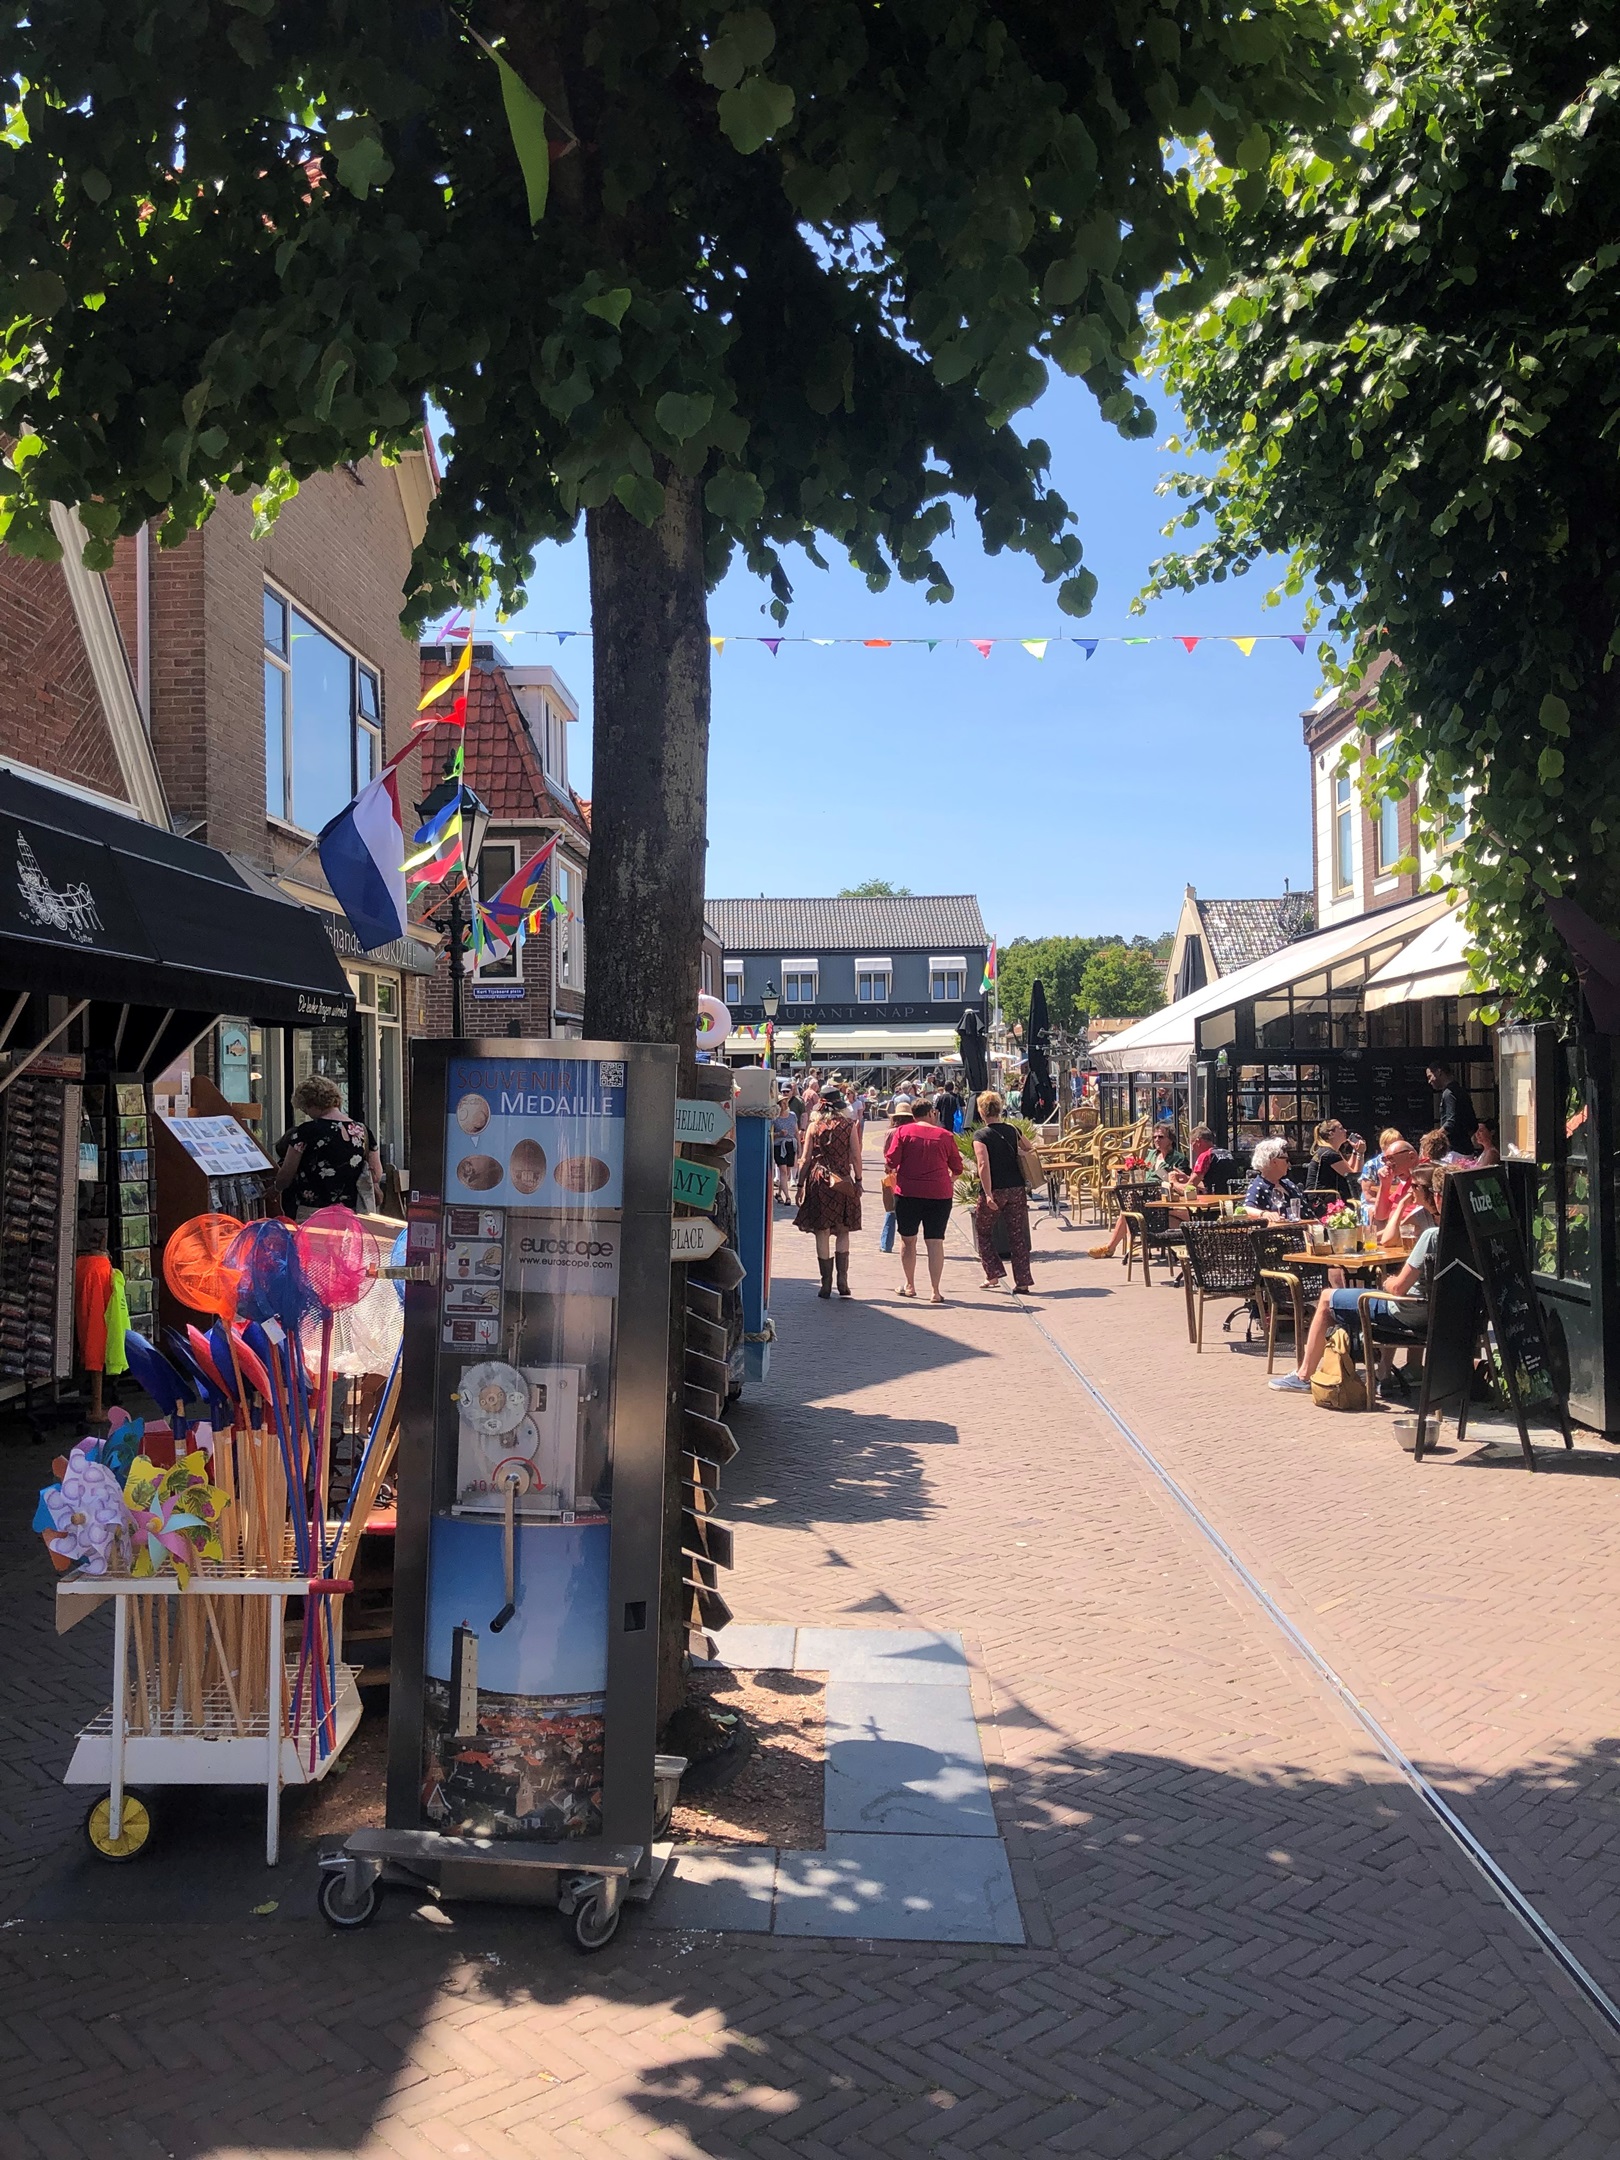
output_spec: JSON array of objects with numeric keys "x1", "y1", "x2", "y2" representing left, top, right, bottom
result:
[
  {"x1": 583, "y1": 472, "x2": 710, "y2": 1050},
  {"x1": 583, "y1": 471, "x2": 709, "y2": 1734}
]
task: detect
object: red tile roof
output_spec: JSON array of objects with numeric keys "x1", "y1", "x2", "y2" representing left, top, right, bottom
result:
[{"x1": 416, "y1": 646, "x2": 590, "y2": 842}]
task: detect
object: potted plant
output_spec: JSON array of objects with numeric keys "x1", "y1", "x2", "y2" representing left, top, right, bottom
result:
[{"x1": 1322, "y1": 1201, "x2": 1361, "y2": 1254}]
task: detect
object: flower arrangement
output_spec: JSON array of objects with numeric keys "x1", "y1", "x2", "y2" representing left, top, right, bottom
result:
[{"x1": 1322, "y1": 1202, "x2": 1361, "y2": 1230}]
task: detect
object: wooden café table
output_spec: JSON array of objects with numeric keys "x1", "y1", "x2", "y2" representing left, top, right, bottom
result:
[{"x1": 1279, "y1": 1244, "x2": 1414, "y2": 1272}]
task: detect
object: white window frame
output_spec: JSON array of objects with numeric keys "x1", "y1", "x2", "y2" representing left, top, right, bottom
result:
[
  {"x1": 781, "y1": 959, "x2": 819, "y2": 1004},
  {"x1": 555, "y1": 857, "x2": 584, "y2": 992},
  {"x1": 855, "y1": 956, "x2": 892, "y2": 1003},
  {"x1": 473, "y1": 839, "x2": 520, "y2": 982},
  {"x1": 1333, "y1": 773, "x2": 1355, "y2": 894},
  {"x1": 262, "y1": 582, "x2": 382, "y2": 833},
  {"x1": 929, "y1": 957, "x2": 967, "y2": 1003},
  {"x1": 723, "y1": 967, "x2": 744, "y2": 1006}
]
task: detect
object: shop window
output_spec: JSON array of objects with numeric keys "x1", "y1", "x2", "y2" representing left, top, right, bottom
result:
[
  {"x1": 263, "y1": 586, "x2": 383, "y2": 832},
  {"x1": 475, "y1": 844, "x2": 519, "y2": 981},
  {"x1": 1333, "y1": 773, "x2": 1354, "y2": 893}
]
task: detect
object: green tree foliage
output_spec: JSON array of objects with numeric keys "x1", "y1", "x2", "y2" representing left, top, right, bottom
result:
[
  {"x1": 996, "y1": 932, "x2": 1165, "y2": 1029},
  {"x1": 838, "y1": 879, "x2": 912, "y2": 897},
  {"x1": 1076, "y1": 942, "x2": 1167, "y2": 1021},
  {"x1": 1145, "y1": 0, "x2": 1620, "y2": 1016},
  {"x1": 1, "y1": 1, "x2": 1345, "y2": 619}
]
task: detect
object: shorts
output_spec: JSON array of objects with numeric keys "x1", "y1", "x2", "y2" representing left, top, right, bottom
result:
[{"x1": 894, "y1": 1194, "x2": 952, "y2": 1240}]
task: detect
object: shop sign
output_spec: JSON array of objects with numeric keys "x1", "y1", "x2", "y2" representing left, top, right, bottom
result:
[
  {"x1": 324, "y1": 915, "x2": 438, "y2": 976},
  {"x1": 295, "y1": 989, "x2": 352, "y2": 1023}
]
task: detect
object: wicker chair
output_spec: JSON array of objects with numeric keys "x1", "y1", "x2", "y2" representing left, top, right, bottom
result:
[
  {"x1": 1123, "y1": 1191, "x2": 1184, "y2": 1288},
  {"x1": 1180, "y1": 1221, "x2": 1262, "y2": 1351},
  {"x1": 1357, "y1": 1257, "x2": 1434, "y2": 1408},
  {"x1": 1250, "y1": 1226, "x2": 1332, "y2": 1375}
]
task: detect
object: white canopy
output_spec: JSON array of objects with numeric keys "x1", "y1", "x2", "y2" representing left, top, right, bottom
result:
[
  {"x1": 1090, "y1": 894, "x2": 1449, "y2": 1074},
  {"x1": 1363, "y1": 905, "x2": 1479, "y2": 1009}
]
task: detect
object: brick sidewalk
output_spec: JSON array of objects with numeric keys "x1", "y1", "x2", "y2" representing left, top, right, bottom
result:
[{"x1": 0, "y1": 1167, "x2": 1618, "y2": 2155}]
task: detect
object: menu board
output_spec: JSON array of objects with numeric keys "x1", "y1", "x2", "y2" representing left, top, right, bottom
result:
[{"x1": 1418, "y1": 1166, "x2": 1571, "y2": 1465}]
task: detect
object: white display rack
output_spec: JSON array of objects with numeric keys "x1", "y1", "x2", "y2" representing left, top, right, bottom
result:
[{"x1": 58, "y1": 1570, "x2": 359, "y2": 1865}]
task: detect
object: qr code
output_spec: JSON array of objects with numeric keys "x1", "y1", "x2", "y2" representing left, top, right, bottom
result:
[{"x1": 600, "y1": 1061, "x2": 625, "y2": 1088}]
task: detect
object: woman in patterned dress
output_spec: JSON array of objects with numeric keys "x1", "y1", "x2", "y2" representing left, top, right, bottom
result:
[
  {"x1": 794, "y1": 1087, "x2": 862, "y2": 1298},
  {"x1": 274, "y1": 1074, "x2": 383, "y2": 1218}
]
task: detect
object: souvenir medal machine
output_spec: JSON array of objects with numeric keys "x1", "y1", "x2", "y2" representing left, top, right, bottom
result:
[{"x1": 321, "y1": 1039, "x2": 677, "y2": 1948}]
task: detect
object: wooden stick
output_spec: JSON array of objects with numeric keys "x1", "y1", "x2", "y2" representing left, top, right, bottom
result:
[
  {"x1": 202, "y1": 1595, "x2": 245, "y2": 1733},
  {"x1": 131, "y1": 1597, "x2": 150, "y2": 1734}
]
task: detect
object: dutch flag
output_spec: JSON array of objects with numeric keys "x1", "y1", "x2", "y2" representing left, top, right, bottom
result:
[{"x1": 317, "y1": 744, "x2": 412, "y2": 953}]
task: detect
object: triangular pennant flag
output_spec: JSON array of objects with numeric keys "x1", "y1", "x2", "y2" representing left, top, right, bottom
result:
[
  {"x1": 556, "y1": 631, "x2": 573, "y2": 645},
  {"x1": 971, "y1": 639, "x2": 993, "y2": 658},
  {"x1": 1177, "y1": 636, "x2": 1200, "y2": 653},
  {"x1": 1021, "y1": 640, "x2": 1048, "y2": 660},
  {"x1": 413, "y1": 692, "x2": 467, "y2": 733},
  {"x1": 488, "y1": 48, "x2": 551, "y2": 225},
  {"x1": 864, "y1": 638, "x2": 892, "y2": 649},
  {"x1": 927, "y1": 641, "x2": 939, "y2": 652},
  {"x1": 1075, "y1": 640, "x2": 1098, "y2": 660},
  {"x1": 1231, "y1": 637, "x2": 1257, "y2": 657},
  {"x1": 709, "y1": 636, "x2": 725, "y2": 654},
  {"x1": 810, "y1": 638, "x2": 834, "y2": 646},
  {"x1": 1289, "y1": 634, "x2": 1307, "y2": 652},
  {"x1": 501, "y1": 628, "x2": 518, "y2": 644},
  {"x1": 762, "y1": 639, "x2": 781, "y2": 657},
  {"x1": 1123, "y1": 637, "x2": 1150, "y2": 646},
  {"x1": 417, "y1": 639, "x2": 471, "y2": 712}
]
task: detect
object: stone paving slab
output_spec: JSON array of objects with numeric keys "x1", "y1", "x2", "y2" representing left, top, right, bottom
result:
[
  {"x1": 793, "y1": 1625, "x2": 968, "y2": 1683},
  {"x1": 704, "y1": 1622, "x2": 797, "y2": 1670},
  {"x1": 772, "y1": 1831, "x2": 1023, "y2": 1944},
  {"x1": 822, "y1": 1678, "x2": 998, "y2": 1837},
  {"x1": 642, "y1": 1845, "x2": 777, "y2": 1934}
]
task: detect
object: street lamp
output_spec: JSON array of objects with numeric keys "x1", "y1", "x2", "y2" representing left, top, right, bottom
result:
[
  {"x1": 441, "y1": 779, "x2": 492, "y2": 1039},
  {"x1": 760, "y1": 980, "x2": 779, "y2": 1069}
]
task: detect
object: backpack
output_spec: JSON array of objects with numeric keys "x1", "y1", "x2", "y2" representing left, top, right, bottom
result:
[{"x1": 1310, "y1": 1326, "x2": 1367, "y2": 1412}]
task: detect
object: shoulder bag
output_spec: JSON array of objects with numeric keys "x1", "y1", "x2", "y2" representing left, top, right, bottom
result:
[
  {"x1": 1310, "y1": 1327, "x2": 1368, "y2": 1412},
  {"x1": 1015, "y1": 1128, "x2": 1047, "y2": 1192}
]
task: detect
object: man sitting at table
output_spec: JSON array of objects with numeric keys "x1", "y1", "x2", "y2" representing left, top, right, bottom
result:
[
  {"x1": 1243, "y1": 1137, "x2": 1306, "y2": 1223},
  {"x1": 1269, "y1": 1225, "x2": 1438, "y2": 1396},
  {"x1": 1366, "y1": 1133, "x2": 1419, "y2": 1235}
]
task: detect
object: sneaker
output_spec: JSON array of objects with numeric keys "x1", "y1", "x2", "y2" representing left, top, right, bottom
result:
[{"x1": 1268, "y1": 1372, "x2": 1311, "y2": 1393}]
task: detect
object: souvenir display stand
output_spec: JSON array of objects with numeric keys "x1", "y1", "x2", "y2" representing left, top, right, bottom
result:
[
  {"x1": 59, "y1": 1566, "x2": 361, "y2": 1865},
  {"x1": 319, "y1": 1037, "x2": 678, "y2": 1948},
  {"x1": 38, "y1": 1203, "x2": 403, "y2": 1866}
]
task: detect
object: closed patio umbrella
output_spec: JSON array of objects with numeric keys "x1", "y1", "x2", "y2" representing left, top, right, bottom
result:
[
  {"x1": 957, "y1": 1008, "x2": 989, "y2": 1097},
  {"x1": 1021, "y1": 980, "x2": 1057, "y2": 1122}
]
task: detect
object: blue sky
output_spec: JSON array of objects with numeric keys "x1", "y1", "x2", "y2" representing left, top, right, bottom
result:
[{"x1": 465, "y1": 378, "x2": 1321, "y2": 944}]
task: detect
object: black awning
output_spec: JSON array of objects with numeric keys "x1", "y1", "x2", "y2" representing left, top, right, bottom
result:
[{"x1": 0, "y1": 772, "x2": 353, "y2": 1024}]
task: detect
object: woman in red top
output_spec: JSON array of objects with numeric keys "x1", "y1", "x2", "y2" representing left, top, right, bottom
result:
[{"x1": 883, "y1": 1097, "x2": 962, "y2": 1303}]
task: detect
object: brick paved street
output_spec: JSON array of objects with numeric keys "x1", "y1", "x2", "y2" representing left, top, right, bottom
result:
[{"x1": 3, "y1": 1153, "x2": 1620, "y2": 2156}]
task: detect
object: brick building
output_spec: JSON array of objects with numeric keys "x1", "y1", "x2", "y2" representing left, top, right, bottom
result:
[
  {"x1": 113, "y1": 453, "x2": 439, "y2": 1166},
  {"x1": 414, "y1": 644, "x2": 591, "y2": 1041}
]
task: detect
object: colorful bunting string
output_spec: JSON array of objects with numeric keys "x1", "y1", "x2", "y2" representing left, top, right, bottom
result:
[{"x1": 432, "y1": 624, "x2": 1313, "y2": 658}]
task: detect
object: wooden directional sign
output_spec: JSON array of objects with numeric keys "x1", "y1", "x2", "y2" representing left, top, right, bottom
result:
[
  {"x1": 684, "y1": 1347, "x2": 729, "y2": 1399},
  {"x1": 683, "y1": 1479, "x2": 718, "y2": 1518},
  {"x1": 691, "y1": 1245, "x2": 747, "y2": 1293},
  {"x1": 685, "y1": 1279, "x2": 724, "y2": 1324},
  {"x1": 685, "y1": 1310, "x2": 728, "y2": 1360},
  {"x1": 671, "y1": 1158, "x2": 720, "y2": 1212},
  {"x1": 672, "y1": 1217, "x2": 727, "y2": 1263},
  {"x1": 685, "y1": 1581, "x2": 734, "y2": 1634},
  {"x1": 684, "y1": 1381, "x2": 724, "y2": 1423},
  {"x1": 681, "y1": 1513, "x2": 735, "y2": 1569},
  {"x1": 684, "y1": 1551, "x2": 720, "y2": 1592},
  {"x1": 684, "y1": 1409, "x2": 739, "y2": 1466},
  {"x1": 675, "y1": 1097, "x2": 736, "y2": 1146},
  {"x1": 682, "y1": 1451, "x2": 722, "y2": 1496}
]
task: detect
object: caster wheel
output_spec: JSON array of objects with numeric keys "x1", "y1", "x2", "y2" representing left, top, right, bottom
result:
[
  {"x1": 572, "y1": 1889, "x2": 621, "y2": 1952},
  {"x1": 84, "y1": 1791, "x2": 154, "y2": 1861},
  {"x1": 318, "y1": 1871, "x2": 381, "y2": 1930}
]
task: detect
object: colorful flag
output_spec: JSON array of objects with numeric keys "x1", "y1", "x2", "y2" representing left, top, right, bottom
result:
[
  {"x1": 317, "y1": 748, "x2": 412, "y2": 952},
  {"x1": 981, "y1": 941, "x2": 997, "y2": 996}
]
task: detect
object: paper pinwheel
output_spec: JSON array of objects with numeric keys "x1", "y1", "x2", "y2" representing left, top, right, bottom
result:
[
  {"x1": 34, "y1": 1439, "x2": 129, "y2": 1575},
  {"x1": 123, "y1": 1452, "x2": 230, "y2": 1590}
]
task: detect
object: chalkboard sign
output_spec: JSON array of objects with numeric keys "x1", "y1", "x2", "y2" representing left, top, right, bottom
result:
[{"x1": 1416, "y1": 1166, "x2": 1572, "y2": 1468}]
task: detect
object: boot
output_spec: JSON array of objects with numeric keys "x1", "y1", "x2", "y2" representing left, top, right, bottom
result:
[
  {"x1": 835, "y1": 1251, "x2": 852, "y2": 1297},
  {"x1": 817, "y1": 1257, "x2": 834, "y2": 1298}
]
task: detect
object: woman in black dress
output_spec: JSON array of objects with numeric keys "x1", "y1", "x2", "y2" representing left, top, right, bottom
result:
[{"x1": 275, "y1": 1074, "x2": 383, "y2": 1218}]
